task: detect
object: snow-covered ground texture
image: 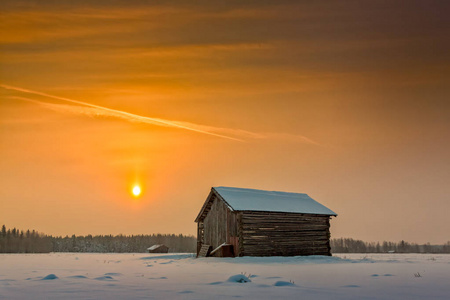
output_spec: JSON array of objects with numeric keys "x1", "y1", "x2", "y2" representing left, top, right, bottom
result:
[{"x1": 1, "y1": 253, "x2": 449, "y2": 299}]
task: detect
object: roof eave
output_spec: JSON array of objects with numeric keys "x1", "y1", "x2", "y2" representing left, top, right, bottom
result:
[
  {"x1": 211, "y1": 187, "x2": 235, "y2": 212},
  {"x1": 194, "y1": 187, "x2": 236, "y2": 223},
  {"x1": 194, "y1": 189, "x2": 214, "y2": 223},
  {"x1": 233, "y1": 209, "x2": 337, "y2": 217}
]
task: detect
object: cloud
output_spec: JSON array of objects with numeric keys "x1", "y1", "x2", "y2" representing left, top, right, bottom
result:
[
  {"x1": 1, "y1": 84, "x2": 319, "y2": 145},
  {"x1": 2, "y1": 84, "x2": 259, "y2": 141}
]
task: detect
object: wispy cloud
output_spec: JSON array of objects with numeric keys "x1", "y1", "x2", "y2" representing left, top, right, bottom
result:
[
  {"x1": 1, "y1": 84, "x2": 266, "y2": 141},
  {"x1": 1, "y1": 84, "x2": 319, "y2": 145}
]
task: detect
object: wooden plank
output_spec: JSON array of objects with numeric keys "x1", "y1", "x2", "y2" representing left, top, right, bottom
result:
[
  {"x1": 244, "y1": 241, "x2": 328, "y2": 248},
  {"x1": 243, "y1": 246, "x2": 330, "y2": 251},
  {"x1": 238, "y1": 212, "x2": 244, "y2": 256},
  {"x1": 240, "y1": 211, "x2": 332, "y2": 256},
  {"x1": 210, "y1": 244, "x2": 235, "y2": 257},
  {"x1": 243, "y1": 235, "x2": 329, "y2": 240},
  {"x1": 242, "y1": 219, "x2": 328, "y2": 224},
  {"x1": 242, "y1": 215, "x2": 329, "y2": 220},
  {"x1": 243, "y1": 231, "x2": 329, "y2": 235},
  {"x1": 242, "y1": 221, "x2": 328, "y2": 225},
  {"x1": 197, "y1": 244, "x2": 212, "y2": 257},
  {"x1": 243, "y1": 246, "x2": 329, "y2": 250},
  {"x1": 242, "y1": 227, "x2": 330, "y2": 232},
  {"x1": 242, "y1": 211, "x2": 333, "y2": 218}
]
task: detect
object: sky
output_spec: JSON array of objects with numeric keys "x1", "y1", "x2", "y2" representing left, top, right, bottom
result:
[{"x1": 1, "y1": 0, "x2": 449, "y2": 244}]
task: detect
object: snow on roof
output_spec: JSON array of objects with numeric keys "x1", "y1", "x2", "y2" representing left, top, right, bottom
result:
[
  {"x1": 213, "y1": 187, "x2": 337, "y2": 216},
  {"x1": 147, "y1": 244, "x2": 166, "y2": 250}
]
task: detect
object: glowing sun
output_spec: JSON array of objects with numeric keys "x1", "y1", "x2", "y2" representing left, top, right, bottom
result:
[{"x1": 132, "y1": 185, "x2": 141, "y2": 197}]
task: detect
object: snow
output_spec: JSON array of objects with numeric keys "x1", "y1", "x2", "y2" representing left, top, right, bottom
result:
[
  {"x1": 41, "y1": 274, "x2": 58, "y2": 280},
  {"x1": 227, "y1": 274, "x2": 251, "y2": 283},
  {"x1": 1, "y1": 253, "x2": 449, "y2": 299},
  {"x1": 273, "y1": 281, "x2": 295, "y2": 286},
  {"x1": 147, "y1": 245, "x2": 165, "y2": 251},
  {"x1": 214, "y1": 186, "x2": 337, "y2": 215}
]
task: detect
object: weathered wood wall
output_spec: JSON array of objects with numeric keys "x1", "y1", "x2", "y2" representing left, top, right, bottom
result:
[
  {"x1": 202, "y1": 195, "x2": 230, "y2": 250},
  {"x1": 239, "y1": 211, "x2": 332, "y2": 256},
  {"x1": 226, "y1": 209, "x2": 240, "y2": 256}
]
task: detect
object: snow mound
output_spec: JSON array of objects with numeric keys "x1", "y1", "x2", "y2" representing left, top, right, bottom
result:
[
  {"x1": 227, "y1": 274, "x2": 251, "y2": 283},
  {"x1": 274, "y1": 281, "x2": 295, "y2": 287},
  {"x1": 104, "y1": 272, "x2": 122, "y2": 276},
  {"x1": 68, "y1": 275, "x2": 88, "y2": 279},
  {"x1": 94, "y1": 275, "x2": 115, "y2": 281},
  {"x1": 41, "y1": 274, "x2": 58, "y2": 280},
  {"x1": 342, "y1": 285, "x2": 360, "y2": 288}
]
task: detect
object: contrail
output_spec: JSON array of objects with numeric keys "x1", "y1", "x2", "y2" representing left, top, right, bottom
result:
[{"x1": 1, "y1": 84, "x2": 243, "y2": 141}]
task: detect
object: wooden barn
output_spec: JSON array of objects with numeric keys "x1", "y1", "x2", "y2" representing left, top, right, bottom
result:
[
  {"x1": 147, "y1": 244, "x2": 169, "y2": 253},
  {"x1": 195, "y1": 187, "x2": 337, "y2": 257}
]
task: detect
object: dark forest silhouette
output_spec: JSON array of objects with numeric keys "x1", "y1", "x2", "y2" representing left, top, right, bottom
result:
[
  {"x1": 0, "y1": 225, "x2": 196, "y2": 253},
  {"x1": 1, "y1": 225, "x2": 449, "y2": 254},
  {"x1": 330, "y1": 237, "x2": 450, "y2": 254}
]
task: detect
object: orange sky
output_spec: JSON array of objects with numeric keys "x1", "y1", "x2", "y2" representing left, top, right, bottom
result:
[{"x1": 1, "y1": 0, "x2": 449, "y2": 243}]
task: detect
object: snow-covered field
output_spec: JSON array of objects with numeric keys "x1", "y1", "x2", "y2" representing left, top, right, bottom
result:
[{"x1": 1, "y1": 253, "x2": 449, "y2": 299}]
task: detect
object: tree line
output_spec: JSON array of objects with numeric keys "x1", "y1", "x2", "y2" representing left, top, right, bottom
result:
[
  {"x1": 0, "y1": 225, "x2": 52, "y2": 253},
  {"x1": 331, "y1": 238, "x2": 450, "y2": 253},
  {"x1": 2, "y1": 225, "x2": 449, "y2": 254},
  {"x1": 0, "y1": 225, "x2": 196, "y2": 253}
]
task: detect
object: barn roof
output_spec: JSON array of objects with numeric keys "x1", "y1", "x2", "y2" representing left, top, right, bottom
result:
[
  {"x1": 147, "y1": 244, "x2": 167, "y2": 250},
  {"x1": 195, "y1": 186, "x2": 337, "y2": 222}
]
